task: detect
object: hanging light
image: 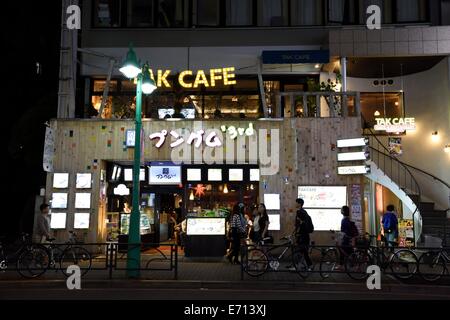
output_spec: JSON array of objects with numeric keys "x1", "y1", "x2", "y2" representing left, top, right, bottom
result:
[
  {"x1": 444, "y1": 144, "x2": 450, "y2": 153},
  {"x1": 250, "y1": 184, "x2": 254, "y2": 190},
  {"x1": 431, "y1": 131, "x2": 439, "y2": 142},
  {"x1": 189, "y1": 189, "x2": 194, "y2": 201},
  {"x1": 223, "y1": 184, "x2": 229, "y2": 194}
]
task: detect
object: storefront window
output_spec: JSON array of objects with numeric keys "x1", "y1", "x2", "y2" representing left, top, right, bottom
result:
[
  {"x1": 158, "y1": 0, "x2": 185, "y2": 27},
  {"x1": 396, "y1": 0, "x2": 428, "y2": 23},
  {"x1": 127, "y1": 0, "x2": 156, "y2": 27},
  {"x1": 226, "y1": 0, "x2": 254, "y2": 26},
  {"x1": 258, "y1": 0, "x2": 288, "y2": 26},
  {"x1": 291, "y1": 0, "x2": 323, "y2": 25},
  {"x1": 360, "y1": 92, "x2": 404, "y2": 132},
  {"x1": 197, "y1": 0, "x2": 221, "y2": 26},
  {"x1": 93, "y1": 0, "x2": 122, "y2": 27}
]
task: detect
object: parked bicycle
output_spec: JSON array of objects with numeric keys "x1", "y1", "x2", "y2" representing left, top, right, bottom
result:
[
  {"x1": 243, "y1": 234, "x2": 309, "y2": 278},
  {"x1": 418, "y1": 245, "x2": 450, "y2": 282},
  {"x1": 0, "y1": 233, "x2": 48, "y2": 278},
  {"x1": 43, "y1": 231, "x2": 92, "y2": 277},
  {"x1": 346, "y1": 233, "x2": 418, "y2": 280}
]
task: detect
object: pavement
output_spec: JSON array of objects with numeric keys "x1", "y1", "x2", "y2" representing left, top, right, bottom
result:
[{"x1": 1, "y1": 257, "x2": 450, "y2": 300}]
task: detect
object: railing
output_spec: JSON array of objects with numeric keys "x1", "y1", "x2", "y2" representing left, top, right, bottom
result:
[{"x1": 275, "y1": 91, "x2": 360, "y2": 118}]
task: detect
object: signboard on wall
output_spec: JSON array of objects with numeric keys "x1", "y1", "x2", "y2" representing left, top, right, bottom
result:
[
  {"x1": 398, "y1": 219, "x2": 414, "y2": 247},
  {"x1": 307, "y1": 209, "x2": 342, "y2": 231},
  {"x1": 350, "y1": 184, "x2": 363, "y2": 232},
  {"x1": 388, "y1": 137, "x2": 402, "y2": 156},
  {"x1": 297, "y1": 186, "x2": 347, "y2": 208},
  {"x1": 186, "y1": 218, "x2": 226, "y2": 236},
  {"x1": 374, "y1": 118, "x2": 416, "y2": 133},
  {"x1": 148, "y1": 166, "x2": 181, "y2": 185}
]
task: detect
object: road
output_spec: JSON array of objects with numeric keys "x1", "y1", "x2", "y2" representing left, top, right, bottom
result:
[{"x1": 1, "y1": 279, "x2": 449, "y2": 300}]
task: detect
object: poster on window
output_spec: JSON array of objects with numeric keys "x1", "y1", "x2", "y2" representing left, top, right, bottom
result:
[
  {"x1": 350, "y1": 184, "x2": 363, "y2": 233},
  {"x1": 398, "y1": 219, "x2": 414, "y2": 247},
  {"x1": 388, "y1": 137, "x2": 402, "y2": 156}
]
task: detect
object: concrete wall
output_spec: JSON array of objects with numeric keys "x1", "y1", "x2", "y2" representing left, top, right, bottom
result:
[{"x1": 348, "y1": 57, "x2": 450, "y2": 209}]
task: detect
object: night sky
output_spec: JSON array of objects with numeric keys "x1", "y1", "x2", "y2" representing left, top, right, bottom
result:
[{"x1": 3, "y1": 2, "x2": 61, "y2": 238}]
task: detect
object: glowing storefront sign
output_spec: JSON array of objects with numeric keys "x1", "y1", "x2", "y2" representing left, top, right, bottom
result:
[
  {"x1": 146, "y1": 67, "x2": 236, "y2": 88},
  {"x1": 338, "y1": 165, "x2": 370, "y2": 175},
  {"x1": 374, "y1": 118, "x2": 416, "y2": 133}
]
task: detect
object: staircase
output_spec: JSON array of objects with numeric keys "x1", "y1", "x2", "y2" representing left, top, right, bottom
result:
[{"x1": 364, "y1": 122, "x2": 450, "y2": 247}]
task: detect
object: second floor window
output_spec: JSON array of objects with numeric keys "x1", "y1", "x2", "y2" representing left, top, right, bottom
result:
[
  {"x1": 127, "y1": 0, "x2": 155, "y2": 27},
  {"x1": 258, "y1": 0, "x2": 288, "y2": 26},
  {"x1": 226, "y1": 0, "x2": 254, "y2": 26}
]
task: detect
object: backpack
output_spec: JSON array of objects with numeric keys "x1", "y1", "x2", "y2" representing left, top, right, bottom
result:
[
  {"x1": 349, "y1": 221, "x2": 359, "y2": 238},
  {"x1": 305, "y1": 214, "x2": 314, "y2": 234}
]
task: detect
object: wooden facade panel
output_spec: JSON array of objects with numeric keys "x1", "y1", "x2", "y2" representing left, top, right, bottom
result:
[{"x1": 47, "y1": 118, "x2": 362, "y2": 243}]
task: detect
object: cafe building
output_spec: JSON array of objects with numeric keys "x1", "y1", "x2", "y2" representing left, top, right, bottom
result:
[{"x1": 36, "y1": 1, "x2": 450, "y2": 251}]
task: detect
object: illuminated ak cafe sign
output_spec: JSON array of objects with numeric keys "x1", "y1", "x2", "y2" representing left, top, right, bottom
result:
[
  {"x1": 147, "y1": 67, "x2": 236, "y2": 88},
  {"x1": 374, "y1": 117, "x2": 416, "y2": 133}
]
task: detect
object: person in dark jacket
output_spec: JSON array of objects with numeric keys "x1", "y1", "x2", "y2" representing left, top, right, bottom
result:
[
  {"x1": 228, "y1": 203, "x2": 245, "y2": 264},
  {"x1": 338, "y1": 205, "x2": 354, "y2": 268},
  {"x1": 294, "y1": 198, "x2": 313, "y2": 269},
  {"x1": 382, "y1": 204, "x2": 398, "y2": 247}
]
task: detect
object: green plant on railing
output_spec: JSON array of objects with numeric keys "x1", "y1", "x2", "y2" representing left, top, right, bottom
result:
[
  {"x1": 320, "y1": 73, "x2": 342, "y2": 116},
  {"x1": 294, "y1": 78, "x2": 319, "y2": 117}
]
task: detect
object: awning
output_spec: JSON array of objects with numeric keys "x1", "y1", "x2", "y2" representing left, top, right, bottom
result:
[{"x1": 262, "y1": 50, "x2": 329, "y2": 64}]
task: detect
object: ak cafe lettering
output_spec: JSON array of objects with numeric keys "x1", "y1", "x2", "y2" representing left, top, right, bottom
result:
[
  {"x1": 374, "y1": 117, "x2": 416, "y2": 133},
  {"x1": 146, "y1": 67, "x2": 237, "y2": 88}
]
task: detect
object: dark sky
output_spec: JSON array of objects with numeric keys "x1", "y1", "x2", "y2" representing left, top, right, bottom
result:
[{"x1": 3, "y1": 1, "x2": 61, "y2": 238}]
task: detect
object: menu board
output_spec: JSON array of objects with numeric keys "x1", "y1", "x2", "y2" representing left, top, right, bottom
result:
[
  {"x1": 186, "y1": 218, "x2": 226, "y2": 235},
  {"x1": 50, "y1": 212, "x2": 67, "y2": 229},
  {"x1": 263, "y1": 194, "x2": 280, "y2": 210},
  {"x1": 120, "y1": 213, "x2": 151, "y2": 235},
  {"x1": 75, "y1": 193, "x2": 91, "y2": 209},
  {"x1": 76, "y1": 173, "x2": 92, "y2": 189},
  {"x1": 268, "y1": 214, "x2": 280, "y2": 231},
  {"x1": 398, "y1": 219, "x2": 414, "y2": 247},
  {"x1": 297, "y1": 186, "x2": 347, "y2": 208},
  {"x1": 53, "y1": 173, "x2": 69, "y2": 189},
  {"x1": 51, "y1": 193, "x2": 68, "y2": 209},
  {"x1": 229, "y1": 169, "x2": 243, "y2": 181},
  {"x1": 74, "y1": 213, "x2": 90, "y2": 229},
  {"x1": 208, "y1": 169, "x2": 222, "y2": 181},
  {"x1": 307, "y1": 209, "x2": 342, "y2": 231}
]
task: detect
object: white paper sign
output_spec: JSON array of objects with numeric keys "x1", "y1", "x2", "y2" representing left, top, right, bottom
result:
[
  {"x1": 307, "y1": 209, "x2": 342, "y2": 231},
  {"x1": 51, "y1": 193, "x2": 68, "y2": 209},
  {"x1": 50, "y1": 213, "x2": 67, "y2": 229},
  {"x1": 53, "y1": 173, "x2": 69, "y2": 189},
  {"x1": 43, "y1": 127, "x2": 55, "y2": 172},
  {"x1": 74, "y1": 213, "x2": 90, "y2": 229},
  {"x1": 186, "y1": 218, "x2": 226, "y2": 235},
  {"x1": 298, "y1": 186, "x2": 347, "y2": 208},
  {"x1": 264, "y1": 194, "x2": 280, "y2": 210},
  {"x1": 268, "y1": 214, "x2": 280, "y2": 231},
  {"x1": 75, "y1": 193, "x2": 91, "y2": 209}
]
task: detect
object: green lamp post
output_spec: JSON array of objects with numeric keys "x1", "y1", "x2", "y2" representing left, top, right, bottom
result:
[{"x1": 119, "y1": 45, "x2": 157, "y2": 277}]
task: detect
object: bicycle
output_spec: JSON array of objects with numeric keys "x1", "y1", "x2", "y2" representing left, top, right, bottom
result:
[
  {"x1": 346, "y1": 233, "x2": 418, "y2": 281},
  {"x1": 44, "y1": 231, "x2": 92, "y2": 277},
  {"x1": 319, "y1": 231, "x2": 360, "y2": 279},
  {"x1": 243, "y1": 234, "x2": 309, "y2": 278},
  {"x1": 0, "y1": 233, "x2": 48, "y2": 278},
  {"x1": 418, "y1": 244, "x2": 450, "y2": 282}
]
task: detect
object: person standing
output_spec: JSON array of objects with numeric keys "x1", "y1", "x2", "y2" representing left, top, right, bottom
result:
[
  {"x1": 36, "y1": 203, "x2": 51, "y2": 243},
  {"x1": 256, "y1": 203, "x2": 270, "y2": 242},
  {"x1": 228, "y1": 204, "x2": 245, "y2": 264},
  {"x1": 294, "y1": 198, "x2": 314, "y2": 269},
  {"x1": 337, "y1": 205, "x2": 358, "y2": 269},
  {"x1": 382, "y1": 204, "x2": 399, "y2": 247}
]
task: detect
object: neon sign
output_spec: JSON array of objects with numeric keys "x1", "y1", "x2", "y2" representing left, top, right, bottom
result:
[
  {"x1": 146, "y1": 67, "x2": 237, "y2": 88},
  {"x1": 374, "y1": 118, "x2": 416, "y2": 133}
]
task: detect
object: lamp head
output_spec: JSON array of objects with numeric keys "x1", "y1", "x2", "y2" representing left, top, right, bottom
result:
[
  {"x1": 119, "y1": 45, "x2": 141, "y2": 79},
  {"x1": 141, "y1": 63, "x2": 157, "y2": 94}
]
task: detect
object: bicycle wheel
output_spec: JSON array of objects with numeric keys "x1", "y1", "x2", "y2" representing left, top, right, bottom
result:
[
  {"x1": 292, "y1": 248, "x2": 309, "y2": 278},
  {"x1": 389, "y1": 249, "x2": 418, "y2": 280},
  {"x1": 319, "y1": 248, "x2": 339, "y2": 279},
  {"x1": 418, "y1": 251, "x2": 445, "y2": 282},
  {"x1": 345, "y1": 250, "x2": 370, "y2": 281},
  {"x1": 60, "y1": 246, "x2": 92, "y2": 277},
  {"x1": 17, "y1": 246, "x2": 49, "y2": 278},
  {"x1": 243, "y1": 249, "x2": 268, "y2": 277}
]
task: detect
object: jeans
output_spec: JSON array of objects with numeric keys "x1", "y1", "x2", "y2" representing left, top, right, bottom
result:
[
  {"x1": 385, "y1": 232, "x2": 397, "y2": 247},
  {"x1": 231, "y1": 228, "x2": 241, "y2": 262}
]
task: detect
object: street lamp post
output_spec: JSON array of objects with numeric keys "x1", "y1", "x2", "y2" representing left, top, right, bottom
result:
[{"x1": 119, "y1": 45, "x2": 156, "y2": 278}]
